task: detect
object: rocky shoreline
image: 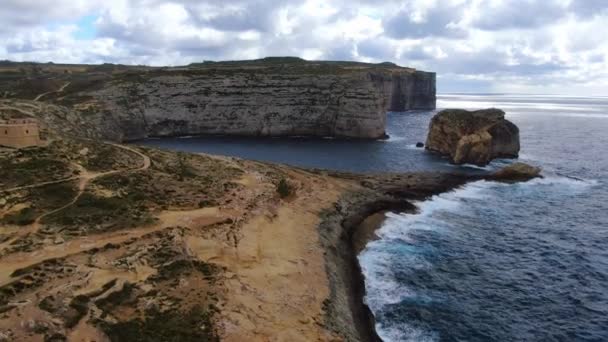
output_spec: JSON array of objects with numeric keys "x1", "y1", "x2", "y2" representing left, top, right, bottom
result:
[
  {"x1": 317, "y1": 168, "x2": 542, "y2": 341},
  {"x1": 0, "y1": 130, "x2": 541, "y2": 341}
]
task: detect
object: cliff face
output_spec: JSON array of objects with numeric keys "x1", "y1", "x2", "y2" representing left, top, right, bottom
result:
[
  {"x1": 88, "y1": 66, "x2": 435, "y2": 141},
  {"x1": 0, "y1": 59, "x2": 435, "y2": 141}
]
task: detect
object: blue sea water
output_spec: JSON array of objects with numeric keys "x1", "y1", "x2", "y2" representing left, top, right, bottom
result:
[{"x1": 137, "y1": 94, "x2": 608, "y2": 341}]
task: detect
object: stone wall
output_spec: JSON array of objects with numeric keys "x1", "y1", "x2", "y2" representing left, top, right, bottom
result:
[{"x1": 0, "y1": 119, "x2": 40, "y2": 148}]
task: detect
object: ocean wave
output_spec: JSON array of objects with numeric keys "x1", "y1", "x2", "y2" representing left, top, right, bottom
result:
[
  {"x1": 445, "y1": 162, "x2": 492, "y2": 171},
  {"x1": 525, "y1": 175, "x2": 598, "y2": 188},
  {"x1": 437, "y1": 99, "x2": 605, "y2": 113},
  {"x1": 376, "y1": 322, "x2": 438, "y2": 342},
  {"x1": 359, "y1": 249, "x2": 414, "y2": 306},
  {"x1": 360, "y1": 172, "x2": 601, "y2": 341}
]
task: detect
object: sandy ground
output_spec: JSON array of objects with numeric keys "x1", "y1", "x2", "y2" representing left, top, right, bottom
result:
[{"x1": 0, "y1": 144, "x2": 356, "y2": 341}]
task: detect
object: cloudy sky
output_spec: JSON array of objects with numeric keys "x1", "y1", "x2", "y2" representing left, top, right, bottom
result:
[{"x1": 1, "y1": 0, "x2": 607, "y2": 94}]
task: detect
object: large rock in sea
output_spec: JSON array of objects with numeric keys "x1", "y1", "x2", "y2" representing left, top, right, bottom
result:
[
  {"x1": 489, "y1": 162, "x2": 542, "y2": 182},
  {"x1": 425, "y1": 108, "x2": 520, "y2": 166}
]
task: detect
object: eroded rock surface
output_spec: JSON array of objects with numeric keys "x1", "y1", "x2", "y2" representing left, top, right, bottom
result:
[
  {"x1": 490, "y1": 162, "x2": 542, "y2": 182},
  {"x1": 425, "y1": 108, "x2": 520, "y2": 166},
  {"x1": 0, "y1": 58, "x2": 436, "y2": 141}
]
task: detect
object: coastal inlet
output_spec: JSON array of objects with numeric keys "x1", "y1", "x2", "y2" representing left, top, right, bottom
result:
[{"x1": 141, "y1": 93, "x2": 608, "y2": 342}]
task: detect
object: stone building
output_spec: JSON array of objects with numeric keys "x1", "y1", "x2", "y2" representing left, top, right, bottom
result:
[{"x1": 0, "y1": 118, "x2": 41, "y2": 148}]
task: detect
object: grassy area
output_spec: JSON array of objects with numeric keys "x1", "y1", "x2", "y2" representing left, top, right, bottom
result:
[
  {"x1": 0, "y1": 182, "x2": 78, "y2": 226},
  {"x1": 0, "y1": 155, "x2": 74, "y2": 189},
  {"x1": 1, "y1": 207, "x2": 36, "y2": 225},
  {"x1": 100, "y1": 305, "x2": 218, "y2": 342},
  {"x1": 0, "y1": 139, "x2": 140, "y2": 190},
  {"x1": 40, "y1": 190, "x2": 153, "y2": 234}
]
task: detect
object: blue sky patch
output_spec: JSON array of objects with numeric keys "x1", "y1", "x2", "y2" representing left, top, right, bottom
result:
[{"x1": 74, "y1": 14, "x2": 97, "y2": 40}]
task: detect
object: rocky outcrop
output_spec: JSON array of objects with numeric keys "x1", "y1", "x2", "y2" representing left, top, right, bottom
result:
[
  {"x1": 490, "y1": 162, "x2": 542, "y2": 182},
  {"x1": 425, "y1": 108, "x2": 520, "y2": 166}
]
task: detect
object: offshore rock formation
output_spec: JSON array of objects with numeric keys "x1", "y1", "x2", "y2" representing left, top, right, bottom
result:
[
  {"x1": 425, "y1": 108, "x2": 520, "y2": 166},
  {"x1": 0, "y1": 101, "x2": 541, "y2": 341},
  {"x1": 0, "y1": 58, "x2": 435, "y2": 141},
  {"x1": 490, "y1": 162, "x2": 542, "y2": 182}
]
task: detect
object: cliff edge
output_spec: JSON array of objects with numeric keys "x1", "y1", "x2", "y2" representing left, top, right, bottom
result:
[{"x1": 0, "y1": 58, "x2": 436, "y2": 140}]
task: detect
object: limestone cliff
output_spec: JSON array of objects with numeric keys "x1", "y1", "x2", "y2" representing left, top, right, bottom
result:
[
  {"x1": 425, "y1": 108, "x2": 520, "y2": 166},
  {"x1": 0, "y1": 58, "x2": 435, "y2": 141}
]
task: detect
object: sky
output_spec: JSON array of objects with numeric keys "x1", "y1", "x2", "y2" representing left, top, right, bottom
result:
[{"x1": 0, "y1": 0, "x2": 607, "y2": 95}]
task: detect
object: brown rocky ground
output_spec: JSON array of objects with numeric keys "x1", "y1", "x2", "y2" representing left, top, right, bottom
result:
[
  {"x1": 0, "y1": 132, "x2": 379, "y2": 341},
  {"x1": 0, "y1": 98, "x2": 541, "y2": 341}
]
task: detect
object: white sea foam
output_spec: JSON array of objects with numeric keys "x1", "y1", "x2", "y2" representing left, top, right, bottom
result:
[
  {"x1": 508, "y1": 112, "x2": 608, "y2": 119},
  {"x1": 360, "y1": 175, "x2": 599, "y2": 341},
  {"x1": 385, "y1": 135, "x2": 406, "y2": 142},
  {"x1": 359, "y1": 250, "x2": 414, "y2": 306},
  {"x1": 359, "y1": 181, "x2": 498, "y2": 341},
  {"x1": 445, "y1": 162, "x2": 492, "y2": 171},
  {"x1": 437, "y1": 99, "x2": 604, "y2": 112},
  {"x1": 376, "y1": 322, "x2": 439, "y2": 342},
  {"x1": 525, "y1": 175, "x2": 598, "y2": 188}
]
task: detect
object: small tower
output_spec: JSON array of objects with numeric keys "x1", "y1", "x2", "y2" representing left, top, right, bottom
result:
[{"x1": 0, "y1": 118, "x2": 42, "y2": 148}]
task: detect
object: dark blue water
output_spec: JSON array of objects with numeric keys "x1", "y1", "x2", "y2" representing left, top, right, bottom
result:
[
  {"x1": 137, "y1": 94, "x2": 608, "y2": 341},
  {"x1": 137, "y1": 111, "x2": 471, "y2": 173}
]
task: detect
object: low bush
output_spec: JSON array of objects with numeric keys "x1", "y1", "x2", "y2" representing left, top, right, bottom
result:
[{"x1": 276, "y1": 178, "x2": 294, "y2": 199}]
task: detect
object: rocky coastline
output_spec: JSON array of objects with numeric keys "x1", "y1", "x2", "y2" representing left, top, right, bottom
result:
[
  {"x1": 0, "y1": 65, "x2": 545, "y2": 341},
  {"x1": 0, "y1": 126, "x2": 541, "y2": 341},
  {"x1": 315, "y1": 168, "x2": 542, "y2": 341}
]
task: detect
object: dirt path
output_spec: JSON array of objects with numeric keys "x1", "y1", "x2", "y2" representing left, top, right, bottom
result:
[
  {"x1": 2, "y1": 144, "x2": 149, "y2": 194},
  {"x1": 0, "y1": 104, "x2": 38, "y2": 118},
  {"x1": 34, "y1": 81, "x2": 70, "y2": 102},
  {"x1": 0, "y1": 206, "x2": 229, "y2": 287},
  {"x1": 2, "y1": 175, "x2": 80, "y2": 193},
  {"x1": 33, "y1": 143, "x2": 151, "y2": 222},
  {"x1": 0, "y1": 143, "x2": 151, "y2": 253}
]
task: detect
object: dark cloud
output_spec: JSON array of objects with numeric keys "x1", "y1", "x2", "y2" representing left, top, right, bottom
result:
[
  {"x1": 568, "y1": 0, "x2": 608, "y2": 18},
  {"x1": 0, "y1": 0, "x2": 94, "y2": 28},
  {"x1": 472, "y1": 0, "x2": 567, "y2": 30},
  {"x1": 324, "y1": 41, "x2": 356, "y2": 61},
  {"x1": 383, "y1": 3, "x2": 467, "y2": 39},
  {"x1": 400, "y1": 46, "x2": 436, "y2": 61},
  {"x1": 185, "y1": 0, "x2": 304, "y2": 33},
  {"x1": 587, "y1": 53, "x2": 605, "y2": 64},
  {"x1": 357, "y1": 39, "x2": 394, "y2": 60}
]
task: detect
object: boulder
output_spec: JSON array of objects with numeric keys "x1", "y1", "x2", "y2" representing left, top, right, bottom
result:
[
  {"x1": 425, "y1": 108, "x2": 520, "y2": 166},
  {"x1": 490, "y1": 162, "x2": 542, "y2": 182},
  {"x1": 416, "y1": 142, "x2": 424, "y2": 148}
]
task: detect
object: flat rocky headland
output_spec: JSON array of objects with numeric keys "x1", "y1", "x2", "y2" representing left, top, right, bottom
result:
[
  {"x1": 0, "y1": 128, "x2": 535, "y2": 341},
  {"x1": 0, "y1": 58, "x2": 435, "y2": 141},
  {"x1": 0, "y1": 61, "x2": 538, "y2": 341}
]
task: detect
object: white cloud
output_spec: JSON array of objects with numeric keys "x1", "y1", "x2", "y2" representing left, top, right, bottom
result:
[{"x1": 0, "y1": 0, "x2": 606, "y2": 94}]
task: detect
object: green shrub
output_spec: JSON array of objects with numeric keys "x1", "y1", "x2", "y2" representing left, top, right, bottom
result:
[
  {"x1": 2, "y1": 207, "x2": 36, "y2": 226},
  {"x1": 276, "y1": 178, "x2": 294, "y2": 199}
]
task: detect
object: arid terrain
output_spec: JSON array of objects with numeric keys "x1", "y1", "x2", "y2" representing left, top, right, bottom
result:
[
  {"x1": 0, "y1": 63, "x2": 534, "y2": 342},
  {"x1": 0, "y1": 117, "x2": 490, "y2": 341},
  {"x1": 0, "y1": 128, "x2": 354, "y2": 341}
]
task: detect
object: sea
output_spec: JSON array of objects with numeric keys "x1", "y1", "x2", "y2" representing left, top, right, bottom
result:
[{"x1": 137, "y1": 94, "x2": 608, "y2": 341}]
